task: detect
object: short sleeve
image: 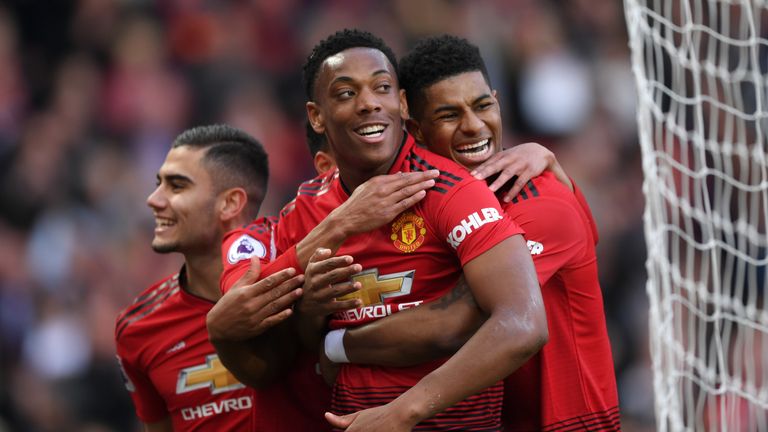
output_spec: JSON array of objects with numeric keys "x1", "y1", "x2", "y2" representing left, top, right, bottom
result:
[
  {"x1": 220, "y1": 221, "x2": 273, "y2": 294},
  {"x1": 505, "y1": 195, "x2": 587, "y2": 285},
  {"x1": 116, "y1": 354, "x2": 168, "y2": 423},
  {"x1": 435, "y1": 180, "x2": 524, "y2": 266}
]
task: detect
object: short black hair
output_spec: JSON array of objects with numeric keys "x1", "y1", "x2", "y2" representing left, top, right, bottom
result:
[
  {"x1": 305, "y1": 120, "x2": 328, "y2": 156},
  {"x1": 172, "y1": 124, "x2": 268, "y2": 218},
  {"x1": 399, "y1": 35, "x2": 491, "y2": 117},
  {"x1": 302, "y1": 28, "x2": 398, "y2": 101}
]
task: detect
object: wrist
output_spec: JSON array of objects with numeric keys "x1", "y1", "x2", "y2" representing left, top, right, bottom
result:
[
  {"x1": 325, "y1": 208, "x2": 355, "y2": 240},
  {"x1": 389, "y1": 392, "x2": 429, "y2": 427},
  {"x1": 324, "y1": 328, "x2": 350, "y2": 363}
]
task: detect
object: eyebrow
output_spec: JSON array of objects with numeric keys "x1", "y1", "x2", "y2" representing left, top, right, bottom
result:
[
  {"x1": 432, "y1": 93, "x2": 493, "y2": 114},
  {"x1": 330, "y1": 69, "x2": 391, "y2": 87},
  {"x1": 157, "y1": 173, "x2": 194, "y2": 184}
]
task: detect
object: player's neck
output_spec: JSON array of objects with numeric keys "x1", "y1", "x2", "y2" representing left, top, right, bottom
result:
[
  {"x1": 338, "y1": 143, "x2": 402, "y2": 192},
  {"x1": 182, "y1": 250, "x2": 223, "y2": 302}
]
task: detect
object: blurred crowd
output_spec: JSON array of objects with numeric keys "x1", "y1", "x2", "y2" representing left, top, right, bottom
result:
[{"x1": 0, "y1": 1, "x2": 651, "y2": 431}]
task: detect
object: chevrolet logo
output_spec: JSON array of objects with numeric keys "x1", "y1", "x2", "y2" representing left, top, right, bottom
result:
[
  {"x1": 337, "y1": 269, "x2": 414, "y2": 306},
  {"x1": 177, "y1": 355, "x2": 245, "y2": 395}
]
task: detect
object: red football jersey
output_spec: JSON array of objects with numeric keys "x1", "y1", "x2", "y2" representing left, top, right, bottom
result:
[
  {"x1": 500, "y1": 172, "x2": 620, "y2": 431},
  {"x1": 274, "y1": 135, "x2": 524, "y2": 431},
  {"x1": 115, "y1": 270, "x2": 255, "y2": 431},
  {"x1": 220, "y1": 216, "x2": 277, "y2": 295},
  {"x1": 220, "y1": 217, "x2": 333, "y2": 431}
]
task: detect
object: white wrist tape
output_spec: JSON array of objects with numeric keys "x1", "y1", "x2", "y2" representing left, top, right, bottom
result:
[{"x1": 324, "y1": 328, "x2": 350, "y2": 363}]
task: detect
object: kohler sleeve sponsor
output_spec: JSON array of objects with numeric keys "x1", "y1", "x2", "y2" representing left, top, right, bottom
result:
[{"x1": 446, "y1": 208, "x2": 503, "y2": 248}]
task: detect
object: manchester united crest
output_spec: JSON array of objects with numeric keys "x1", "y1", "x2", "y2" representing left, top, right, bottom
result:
[{"x1": 391, "y1": 212, "x2": 426, "y2": 253}]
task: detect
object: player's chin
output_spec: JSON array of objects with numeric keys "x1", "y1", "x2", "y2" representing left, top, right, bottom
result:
[{"x1": 151, "y1": 240, "x2": 179, "y2": 254}]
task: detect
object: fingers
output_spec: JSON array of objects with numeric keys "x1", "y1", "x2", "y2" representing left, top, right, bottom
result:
[
  {"x1": 308, "y1": 247, "x2": 334, "y2": 264},
  {"x1": 230, "y1": 256, "x2": 264, "y2": 290},
  {"x1": 502, "y1": 173, "x2": 528, "y2": 203},
  {"x1": 307, "y1": 261, "x2": 363, "y2": 289},
  {"x1": 395, "y1": 189, "x2": 427, "y2": 212},
  {"x1": 247, "y1": 267, "x2": 300, "y2": 295},
  {"x1": 308, "y1": 253, "x2": 355, "y2": 275},
  {"x1": 487, "y1": 168, "x2": 519, "y2": 192},
  {"x1": 325, "y1": 412, "x2": 355, "y2": 428},
  {"x1": 377, "y1": 170, "x2": 439, "y2": 195},
  {"x1": 395, "y1": 169, "x2": 440, "y2": 186},
  {"x1": 330, "y1": 297, "x2": 362, "y2": 311},
  {"x1": 256, "y1": 304, "x2": 294, "y2": 332},
  {"x1": 469, "y1": 151, "x2": 507, "y2": 179},
  {"x1": 263, "y1": 277, "x2": 304, "y2": 310},
  {"x1": 304, "y1": 279, "x2": 362, "y2": 314}
]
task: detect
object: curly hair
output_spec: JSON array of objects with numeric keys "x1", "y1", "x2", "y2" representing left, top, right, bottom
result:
[
  {"x1": 399, "y1": 35, "x2": 491, "y2": 116},
  {"x1": 302, "y1": 28, "x2": 398, "y2": 101}
]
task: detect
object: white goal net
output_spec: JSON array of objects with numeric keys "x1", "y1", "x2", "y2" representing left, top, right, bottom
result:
[{"x1": 624, "y1": 0, "x2": 768, "y2": 430}]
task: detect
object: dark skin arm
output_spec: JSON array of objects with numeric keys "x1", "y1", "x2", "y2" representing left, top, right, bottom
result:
[
  {"x1": 326, "y1": 235, "x2": 548, "y2": 431},
  {"x1": 294, "y1": 171, "x2": 438, "y2": 270},
  {"x1": 317, "y1": 276, "x2": 484, "y2": 386},
  {"x1": 323, "y1": 144, "x2": 569, "y2": 372},
  {"x1": 294, "y1": 248, "x2": 363, "y2": 350},
  {"x1": 471, "y1": 142, "x2": 573, "y2": 201},
  {"x1": 207, "y1": 258, "x2": 305, "y2": 388},
  {"x1": 344, "y1": 277, "x2": 484, "y2": 366},
  {"x1": 208, "y1": 172, "x2": 437, "y2": 386}
]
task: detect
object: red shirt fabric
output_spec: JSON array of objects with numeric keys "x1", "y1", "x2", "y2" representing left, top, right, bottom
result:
[
  {"x1": 220, "y1": 216, "x2": 277, "y2": 295},
  {"x1": 115, "y1": 270, "x2": 255, "y2": 431},
  {"x1": 273, "y1": 134, "x2": 524, "y2": 431},
  {"x1": 501, "y1": 172, "x2": 620, "y2": 431},
  {"x1": 221, "y1": 217, "x2": 332, "y2": 431}
]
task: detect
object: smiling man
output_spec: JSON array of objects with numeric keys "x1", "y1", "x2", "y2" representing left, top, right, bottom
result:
[
  {"x1": 266, "y1": 29, "x2": 547, "y2": 431},
  {"x1": 324, "y1": 35, "x2": 620, "y2": 431},
  {"x1": 114, "y1": 125, "x2": 304, "y2": 431}
]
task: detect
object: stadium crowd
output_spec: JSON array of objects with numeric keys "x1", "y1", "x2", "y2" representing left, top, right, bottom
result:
[{"x1": 0, "y1": 0, "x2": 651, "y2": 430}]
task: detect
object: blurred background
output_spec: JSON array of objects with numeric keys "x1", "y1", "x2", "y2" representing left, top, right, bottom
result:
[{"x1": 0, "y1": 0, "x2": 650, "y2": 431}]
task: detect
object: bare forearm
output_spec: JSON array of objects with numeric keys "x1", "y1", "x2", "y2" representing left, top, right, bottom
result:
[
  {"x1": 345, "y1": 278, "x2": 485, "y2": 366},
  {"x1": 391, "y1": 235, "x2": 548, "y2": 423},
  {"x1": 212, "y1": 324, "x2": 299, "y2": 389},
  {"x1": 295, "y1": 213, "x2": 349, "y2": 270},
  {"x1": 389, "y1": 310, "x2": 547, "y2": 423}
]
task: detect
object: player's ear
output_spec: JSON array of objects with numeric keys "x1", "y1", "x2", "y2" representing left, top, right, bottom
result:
[
  {"x1": 399, "y1": 89, "x2": 409, "y2": 120},
  {"x1": 314, "y1": 151, "x2": 335, "y2": 175},
  {"x1": 307, "y1": 102, "x2": 325, "y2": 134},
  {"x1": 405, "y1": 118, "x2": 425, "y2": 145},
  {"x1": 219, "y1": 187, "x2": 248, "y2": 223}
]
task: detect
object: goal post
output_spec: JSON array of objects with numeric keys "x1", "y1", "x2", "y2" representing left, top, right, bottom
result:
[{"x1": 624, "y1": 0, "x2": 768, "y2": 430}]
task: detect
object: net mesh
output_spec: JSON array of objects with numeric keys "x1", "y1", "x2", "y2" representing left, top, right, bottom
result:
[{"x1": 624, "y1": 0, "x2": 768, "y2": 430}]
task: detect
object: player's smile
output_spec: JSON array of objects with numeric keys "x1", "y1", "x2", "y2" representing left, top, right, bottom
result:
[
  {"x1": 353, "y1": 122, "x2": 388, "y2": 144},
  {"x1": 146, "y1": 146, "x2": 219, "y2": 254},
  {"x1": 307, "y1": 47, "x2": 407, "y2": 188},
  {"x1": 408, "y1": 71, "x2": 502, "y2": 171},
  {"x1": 153, "y1": 216, "x2": 176, "y2": 235},
  {"x1": 453, "y1": 137, "x2": 494, "y2": 163}
]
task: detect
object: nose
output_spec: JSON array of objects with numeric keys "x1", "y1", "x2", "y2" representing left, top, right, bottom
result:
[
  {"x1": 459, "y1": 111, "x2": 484, "y2": 136},
  {"x1": 356, "y1": 87, "x2": 382, "y2": 114},
  {"x1": 146, "y1": 185, "x2": 166, "y2": 210}
]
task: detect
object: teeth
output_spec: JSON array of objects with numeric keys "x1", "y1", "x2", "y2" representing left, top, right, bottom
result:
[
  {"x1": 156, "y1": 219, "x2": 175, "y2": 227},
  {"x1": 356, "y1": 124, "x2": 386, "y2": 136},
  {"x1": 456, "y1": 139, "x2": 490, "y2": 153}
]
